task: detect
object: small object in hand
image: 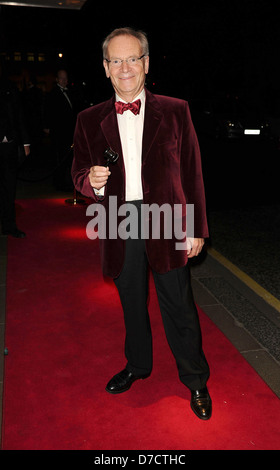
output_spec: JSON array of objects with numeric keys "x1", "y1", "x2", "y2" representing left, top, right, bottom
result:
[{"x1": 104, "y1": 148, "x2": 119, "y2": 166}]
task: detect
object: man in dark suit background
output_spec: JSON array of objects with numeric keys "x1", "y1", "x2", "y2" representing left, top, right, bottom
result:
[
  {"x1": 22, "y1": 76, "x2": 44, "y2": 158},
  {"x1": 72, "y1": 28, "x2": 212, "y2": 420},
  {"x1": 0, "y1": 61, "x2": 30, "y2": 238},
  {"x1": 44, "y1": 69, "x2": 76, "y2": 190}
]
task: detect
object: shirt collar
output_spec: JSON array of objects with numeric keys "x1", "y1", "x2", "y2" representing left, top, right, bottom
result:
[
  {"x1": 57, "y1": 84, "x2": 68, "y2": 91},
  {"x1": 115, "y1": 88, "x2": 146, "y2": 104}
]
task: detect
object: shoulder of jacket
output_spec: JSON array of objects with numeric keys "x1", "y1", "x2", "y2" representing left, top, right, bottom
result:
[
  {"x1": 153, "y1": 93, "x2": 188, "y2": 107},
  {"x1": 77, "y1": 98, "x2": 113, "y2": 121}
]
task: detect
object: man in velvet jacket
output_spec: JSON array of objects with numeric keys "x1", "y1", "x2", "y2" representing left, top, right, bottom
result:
[{"x1": 72, "y1": 28, "x2": 212, "y2": 420}]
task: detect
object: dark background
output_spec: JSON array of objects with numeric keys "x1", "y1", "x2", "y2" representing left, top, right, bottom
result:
[
  {"x1": 1, "y1": 0, "x2": 280, "y2": 104},
  {"x1": 1, "y1": 0, "x2": 280, "y2": 209}
]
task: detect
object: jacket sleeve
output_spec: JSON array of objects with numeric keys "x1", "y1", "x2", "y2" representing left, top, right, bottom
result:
[
  {"x1": 180, "y1": 102, "x2": 209, "y2": 238},
  {"x1": 71, "y1": 113, "x2": 105, "y2": 201}
]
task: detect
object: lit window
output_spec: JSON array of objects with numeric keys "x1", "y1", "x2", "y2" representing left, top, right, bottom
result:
[
  {"x1": 27, "y1": 53, "x2": 35, "y2": 62},
  {"x1": 14, "y1": 52, "x2": 21, "y2": 61}
]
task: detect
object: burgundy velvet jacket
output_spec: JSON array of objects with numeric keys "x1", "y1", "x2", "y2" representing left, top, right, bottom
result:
[{"x1": 72, "y1": 88, "x2": 209, "y2": 278}]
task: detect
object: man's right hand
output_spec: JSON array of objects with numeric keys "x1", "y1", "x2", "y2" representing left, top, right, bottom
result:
[{"x1": 89, "y1": 166, "x2": 111, "y2": 190}]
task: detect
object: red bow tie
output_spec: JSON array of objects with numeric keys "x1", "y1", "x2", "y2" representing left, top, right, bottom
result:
[{"x1": 115, "y1": 99, "x2": 141, "y2": 115}]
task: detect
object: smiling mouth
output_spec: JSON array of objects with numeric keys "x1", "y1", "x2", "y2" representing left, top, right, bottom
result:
[{"x1": 119, "y1": 75, "x2": 135, "y2": 80}]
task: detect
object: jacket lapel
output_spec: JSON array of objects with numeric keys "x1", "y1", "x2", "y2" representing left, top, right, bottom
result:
[
  {"x1": 142, "y1": 89, "x2": 163, "y2": 163},
  {"x1": 100, "y1": 97, "x2": 124, "y2": 172}
]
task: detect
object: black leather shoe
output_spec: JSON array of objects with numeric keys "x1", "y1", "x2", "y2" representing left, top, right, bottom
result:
[
  {"x1": 190, "y1": 387, "x2": 212, "y2": 420},
  {"x1": 2, "y1": 228, "x2": 26, "y2": 238},
  {"x1": 105, "y1": 369, "x2": 149, "y2": 394}
]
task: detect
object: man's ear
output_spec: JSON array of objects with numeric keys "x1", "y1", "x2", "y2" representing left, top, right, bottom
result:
[{"x1": 144, "y1": 56, "x2": 149, "y2": 75}]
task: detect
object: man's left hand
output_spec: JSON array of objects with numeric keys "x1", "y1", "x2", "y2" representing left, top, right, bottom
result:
[{"x1": 187, "y1": 238, "x2": 204, "y2": 258}]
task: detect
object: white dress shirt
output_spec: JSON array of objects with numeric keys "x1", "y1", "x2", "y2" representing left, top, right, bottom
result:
[
  {"x1": 94, "y1": 89, "x2": 145, "y2": 201},
  {"x1": 57, "y1": 84, "x2": 72, "y2": 108}
]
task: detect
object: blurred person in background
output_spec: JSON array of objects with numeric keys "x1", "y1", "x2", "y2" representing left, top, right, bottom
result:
[
  {"x1": 43, "y1": 69, "x2": 77, "y2": 190},
  {"x1": 0, "y1": 61, "x2": 30, "y2": 238}
]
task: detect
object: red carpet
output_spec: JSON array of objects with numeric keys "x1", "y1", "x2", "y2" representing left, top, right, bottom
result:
[{"x1": 2, "y1": 198, "x2": 280, "y2": 450}]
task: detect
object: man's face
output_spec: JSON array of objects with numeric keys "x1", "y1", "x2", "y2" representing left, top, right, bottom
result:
[
  {"x1": 57, "y1": 71, "x2": 68, "y2": 88},
  {"x1": 103, "y1": 34, "x2": 149, "y2": 102}
]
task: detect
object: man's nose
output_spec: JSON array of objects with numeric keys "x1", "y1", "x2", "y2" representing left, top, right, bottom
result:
[{"x1": 120, "y1": 60, "x2": 130, "y2": 72}]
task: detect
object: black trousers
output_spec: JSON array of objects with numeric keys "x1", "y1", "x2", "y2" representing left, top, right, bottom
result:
[
  {"x1": 0, "y1": 141, "x2": 18, "y2": 231},
  {"x1": 114, "y1": 201, "x2": 210, "y2": 391}
]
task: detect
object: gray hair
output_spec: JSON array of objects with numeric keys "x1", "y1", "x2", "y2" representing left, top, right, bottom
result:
[{"x1": 102, "y1": 27, "x2": 149, "y2": 59}]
